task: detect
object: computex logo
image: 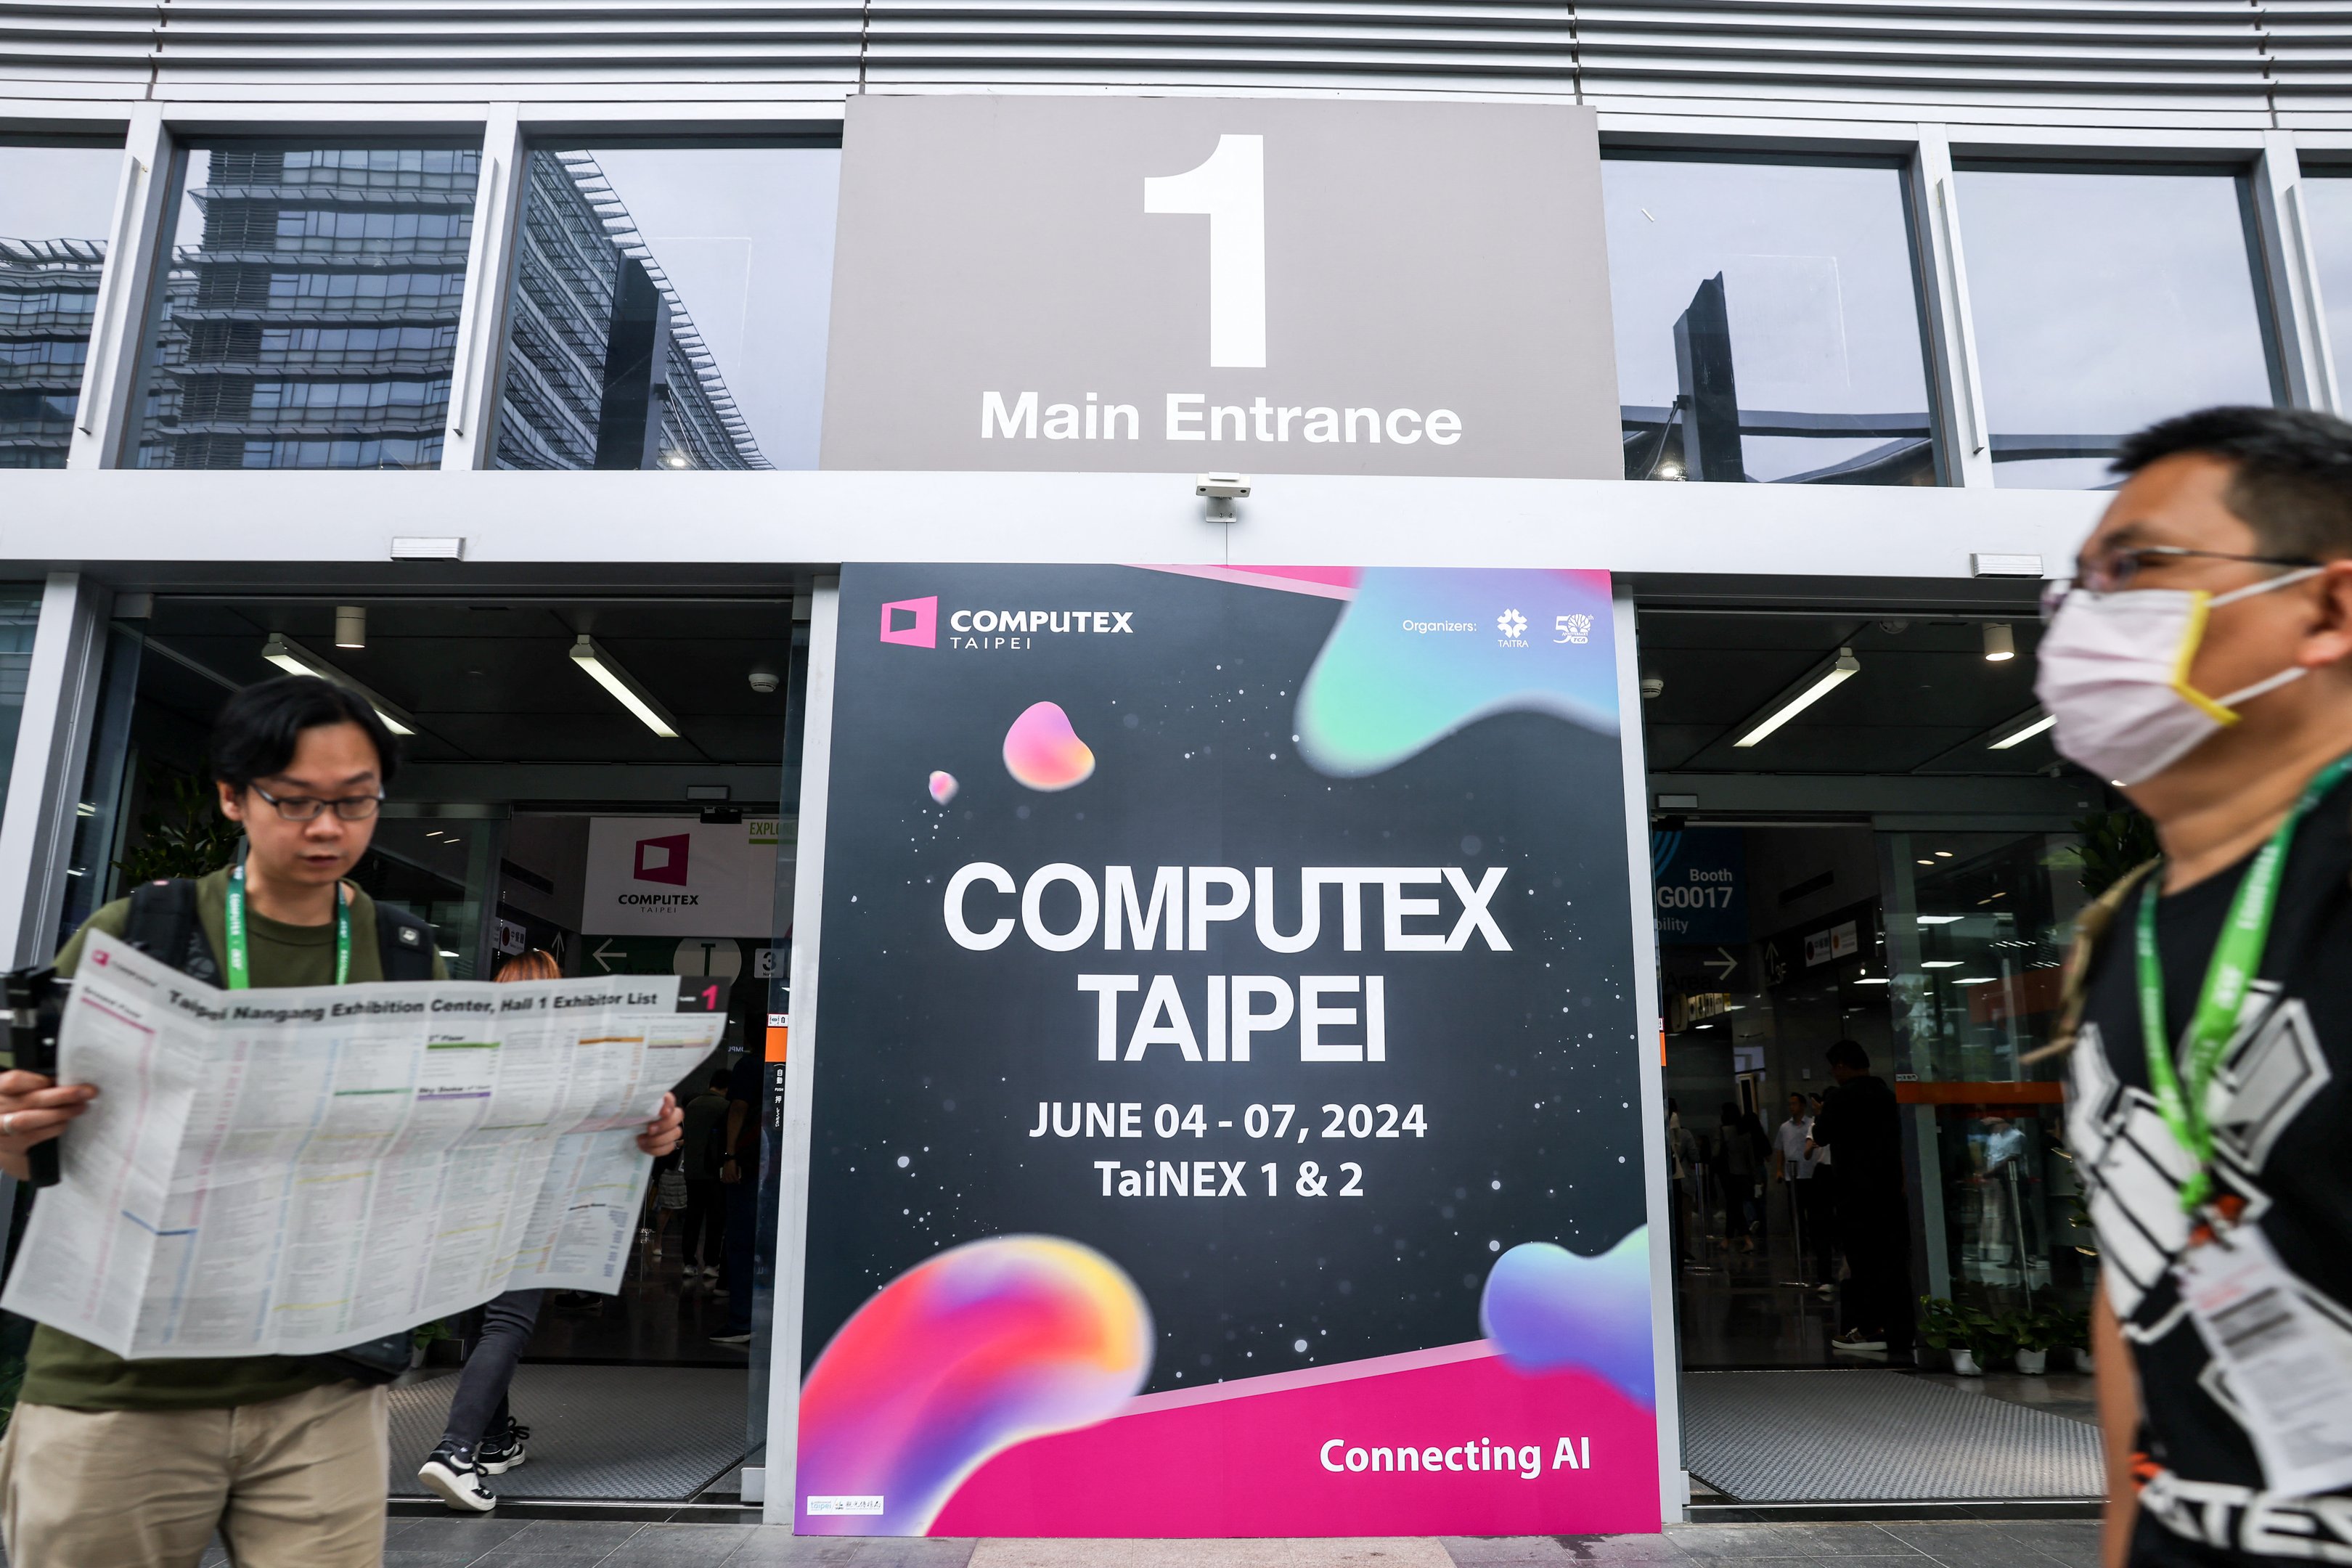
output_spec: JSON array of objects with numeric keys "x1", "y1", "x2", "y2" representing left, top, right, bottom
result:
[
  {"x1": 880, "y1": 592, "x2": 1139, "y2": 654},
  {"x1": 634, "y1": 833, "x2": 692, "y2": 887},
  {"x1": 879, "y1": 596, "x2": 939, "y2": 649}
]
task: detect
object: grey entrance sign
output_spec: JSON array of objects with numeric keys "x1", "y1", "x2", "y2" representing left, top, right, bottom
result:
[{"x1": 819, "y1": 96, "x2": 1622, "y2": 479}]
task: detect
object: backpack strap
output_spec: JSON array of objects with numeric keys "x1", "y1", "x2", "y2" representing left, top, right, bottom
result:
[
  {"x1": 374, "y1": 902, "x2": 437, "y2": 981},
  {"x1": 123, "y1": 878, "x2": 222, "y2": 986},
  {"x1": 2025, "y1": 856, "x2": 2162, "y2": 1066}
]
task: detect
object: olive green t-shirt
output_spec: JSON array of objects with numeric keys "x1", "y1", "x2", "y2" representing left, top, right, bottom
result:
[{"x1": 21, "y1": 867, "x2": 448, "y2": 1410}]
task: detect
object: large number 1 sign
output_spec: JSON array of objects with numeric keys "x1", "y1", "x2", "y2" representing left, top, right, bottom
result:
[{"x1": 1143, "y1": 134, "x2": 1267, "y2": 369}]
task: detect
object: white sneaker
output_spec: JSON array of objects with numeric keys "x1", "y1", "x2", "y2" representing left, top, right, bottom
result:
[{"x1": 417, "y1": 1444, "x2": 497, "y2": 1513}]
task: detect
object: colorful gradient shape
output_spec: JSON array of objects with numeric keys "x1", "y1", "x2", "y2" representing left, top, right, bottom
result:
[
  {"x1": 1002, "y1": 701, "x2": 1096, "y2": 791},
  {"x1": 1295, "y1": 568, "x2": 1618, "y2": 777},
  {"x1": 928, "y1": 770, "x2": 959, "y2": 806},
  {"x1": 1479, "y1": 1227, "x2": 1654, "y2": 1408},
  {"x1": 797, "y1": 1235, "x2": 1153, "y2": 1535}
]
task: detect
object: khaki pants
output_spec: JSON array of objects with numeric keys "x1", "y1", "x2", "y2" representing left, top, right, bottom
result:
[{"x1": 0, "y1": 1381, "x2": 388, "y2": 1568}]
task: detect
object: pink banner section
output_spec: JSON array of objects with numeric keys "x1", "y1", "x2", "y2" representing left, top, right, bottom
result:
[{"x1": 924, "y1": 1342, "x2": 1661, "y2": 1538}]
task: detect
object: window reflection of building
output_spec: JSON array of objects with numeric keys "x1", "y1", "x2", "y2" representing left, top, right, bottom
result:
[
  {"x1": 134, "y1": 144, "x2": 478, "y2": 470},
  {"x1": 1604, "y1": 157, "x2": 1936, "y2": 486},
  {"x1": 494, "y1": 151, "x2": 767, "y2": 471},
  {"x1": 0, "y1": 237, "x2": 104, "y2": 468}
]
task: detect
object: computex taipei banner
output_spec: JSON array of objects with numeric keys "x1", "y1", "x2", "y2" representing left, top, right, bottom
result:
[{"x1": 793, "y1": 563, "x2": 1661, "y2": 1537}]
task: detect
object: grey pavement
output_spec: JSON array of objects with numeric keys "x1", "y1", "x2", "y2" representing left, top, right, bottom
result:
[
  {"x1": 341, "y1": 1518, "x2": 2101, "y2": 1568},
  {"x1": 0, "y1": 1518, "x2": 2097, "y2": 1568}
]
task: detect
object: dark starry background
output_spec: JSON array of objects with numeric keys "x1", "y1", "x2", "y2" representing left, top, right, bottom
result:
[{"x1": 800, "y1": 563, "x2": 1646, "y2": 1392}]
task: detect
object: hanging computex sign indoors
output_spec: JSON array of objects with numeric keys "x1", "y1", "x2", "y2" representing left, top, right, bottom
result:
[{"x1": 784, "y1": 563, "x2": 1664, "y2": 1536}]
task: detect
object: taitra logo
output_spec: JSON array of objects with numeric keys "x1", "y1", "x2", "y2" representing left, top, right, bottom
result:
[
  {"x1": 879, "y1": 596, "x2": 939, "y2": 649},
  {"x1": 1496, "y1": 609, "x2": 1528, "y2": 640},
  {"x1": 634, "y1": 833, "x2": 691, "y2": 886}
]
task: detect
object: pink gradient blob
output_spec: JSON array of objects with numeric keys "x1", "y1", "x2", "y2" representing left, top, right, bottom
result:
[
  {"x1": 928, "y1": 770, "x2": 958, "y2": 806},
  {"x1": 1002, "y1": 702, "x2": 1095, "y2": 791},
  {"x1": 796, "y1": 1236, "x2": 1151, "y2": 1536}
]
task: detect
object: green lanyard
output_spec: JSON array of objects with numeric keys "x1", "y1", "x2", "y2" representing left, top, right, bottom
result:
[
  {"x1": 2136, "y1": 754, "x2": 2352, "y2": 1213},
  {"x1": 224, "y1": 854, "x2": 350, "y2": 991}
]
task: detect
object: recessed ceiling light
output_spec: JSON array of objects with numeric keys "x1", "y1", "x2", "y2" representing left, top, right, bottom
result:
[
  {"x1": 259, "y1": 633, "x2": 417, "y2": 735},
  {"x1": 1989, "y1": 711, "x2": 2054, "y2": 749},
  {"x1": 1954, "y1": 976, "x2": 1995, "y2": 985},
  {"x1": 1853, "y1": 976, "x2": 1890, "y2": 984},
  {"x1": 571, "y1": 634, "x2": 682, "y2": 739},
  {"x1": 1732, "y1": 647, "x2": 1862, "y2": 748},
  {"x1": 1921, "y1": 960, "x2": 1963, "y2": 968},
  {"x1": 1916, "y1": 914, "x2": 1963, "y2": 925},
  {"x1": 1917, "y1": 858, "x2": 1934, "y2": 865},
  {"x1": 1934, "y1": 851, "x2": 1953, "y2": 858}
]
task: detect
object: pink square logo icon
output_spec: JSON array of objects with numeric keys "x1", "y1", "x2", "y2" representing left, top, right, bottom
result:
[
  {"x1": 634, "y1": 833, "x2": 692, "y2": 886},
  {"x1": 879, "y1": 596, "x2": 938, "y2": 648}
]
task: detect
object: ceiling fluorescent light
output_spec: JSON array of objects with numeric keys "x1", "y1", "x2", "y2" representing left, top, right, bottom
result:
[
  {"x1": 1853, "y1": 976, "x2": 1890, "y2": 984},
  {"x1": 259, "y1": 634, "x2": 417, "y2": 736},
  {"x1": 1732, "y1": 647, "x2": 1861, "y2": 748},
  {"x1": 1916, "y1": 915, "x2": 1963, "y2": 925},
  {"x1": 1919, "y1": 960, "x2": 1963, "y2": 968},
  {"x1": 571, "y1": 634, "x2": 682, "y2": 739},
  {"x1": 1988, "y1": 710, "x2": 2057, "y2": 750}
]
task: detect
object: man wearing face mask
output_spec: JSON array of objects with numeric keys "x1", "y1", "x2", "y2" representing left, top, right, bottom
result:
[{"x1": 2039, "y1": 407, "x2": 2352, "y2": 1568}]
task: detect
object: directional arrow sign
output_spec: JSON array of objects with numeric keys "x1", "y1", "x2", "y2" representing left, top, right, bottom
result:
[
  {"x1": 1706, "y1": 947, "x2": 1739, "y2": 982},
  {"x1": 592, "y1": 938, "x2": 623, "y2": 973}
]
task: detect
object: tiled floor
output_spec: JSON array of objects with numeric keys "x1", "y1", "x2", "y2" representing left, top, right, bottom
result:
[{"x1": 338, "y1": 1518, "x2": 2102, "y2": 1568}]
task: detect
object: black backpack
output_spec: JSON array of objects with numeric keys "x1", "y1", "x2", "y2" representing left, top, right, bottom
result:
[
  {"x1": 123, "y1": 877, "x2": 438, "y2": 986},
  {"x1": 120, "y1": 876, "x2": 439, "y2": 1381}
]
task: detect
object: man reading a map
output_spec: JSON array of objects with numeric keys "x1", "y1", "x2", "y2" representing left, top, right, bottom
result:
[{"x1": 0, "y1": 675, "x2": 687, "y2": 1568}]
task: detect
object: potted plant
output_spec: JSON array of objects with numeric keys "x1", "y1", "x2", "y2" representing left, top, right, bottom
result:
[
  {"x1": 2007, "y1": 1307, "x2": 2056, "y2": 1375},
  {"x1": 1919, "y1": 1297, "x2": 2007, "y2": 1374},
  {"x1": 1916, "y1": 1297, "x2": 1964, "y2": 1371},
  {"x1": 410, "y1": 1318, "x2": 452, "y2": 1371},
  {"x1": 2046, "y1": 1304, "x2": 2094, "y2": 1374}
]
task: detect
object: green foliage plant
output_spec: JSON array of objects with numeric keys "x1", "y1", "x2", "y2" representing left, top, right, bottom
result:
[{"x1": 115, "y1": 765, "x2": 242, "y2": 885}]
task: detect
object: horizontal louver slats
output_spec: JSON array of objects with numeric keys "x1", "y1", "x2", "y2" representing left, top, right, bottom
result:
[{"x1": 0, "y1": 0, "x2": 2336, "y2": 118}]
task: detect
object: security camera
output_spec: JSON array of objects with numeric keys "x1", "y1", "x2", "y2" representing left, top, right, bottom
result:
[
  {"x1": 748, "y1": 666, "x2": 780, "y2": 695},
  {"x1": 1196, "y1": 473, "x2": 1251, "y2": 523}
]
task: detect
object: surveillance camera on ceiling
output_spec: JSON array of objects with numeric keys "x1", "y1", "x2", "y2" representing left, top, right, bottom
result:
[{"x1": 748, "y1": 667, "x2": 780, "y2": 695}]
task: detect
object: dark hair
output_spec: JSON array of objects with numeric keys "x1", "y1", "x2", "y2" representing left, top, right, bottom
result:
[
  {"x1": 2112, "y1": 407, "x2": 2352, "y2": 560},
  {"x1": 1826, "y1": 1040, "x2": 1869, "y2": 1071},
  {"x1": 706, "y1": 1068, "x2": 732, "y2": 1091},
  {"x1": 211, "y1": 675, "x2": 399, "y2": 792}
]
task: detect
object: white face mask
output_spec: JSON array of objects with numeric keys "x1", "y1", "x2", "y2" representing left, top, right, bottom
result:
[{"x1": 2033, "y1": 568, "x2": 2322, "y2": 787}]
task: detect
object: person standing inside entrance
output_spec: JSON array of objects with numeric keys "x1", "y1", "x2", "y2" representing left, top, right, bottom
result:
[
  {"x1": 415, "y1": 947, "x2": 560, "y2": 1514},
  {"x1": 1774, "y1": 1090, "x2": 1832, "y2": 1283},
  {"x1": 0, "y1": 677, "x2": 687, "y2": 1568},
  {"x1": 1812, "y1": 1040, "x2": 1908, "y2": 1356},
  {"x1": 2033, "y1": 407, "x2": 2352, "y2": 1568},
  {"x1": 679, "y1": 1069, "x2": 733, "y2": 1280}
]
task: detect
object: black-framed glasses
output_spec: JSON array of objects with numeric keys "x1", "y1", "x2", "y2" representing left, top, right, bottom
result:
[
  {"x1": 249, "y1": 785, "x2": 384, "y2": 822},
  {"x1": 2040, "y1": 544, "x2": 2322, "y2": 620}
]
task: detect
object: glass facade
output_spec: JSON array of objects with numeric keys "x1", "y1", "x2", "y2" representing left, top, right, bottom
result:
[
  {"x1": 0, "y1": 587, "x2": 41, "y2": 809},
  {"x1": 0, "y1": 141, "x2": 124, "y2": 468},
  {"x1": 1602, "y1": 156, "x2": 1936, "y2": 485},
  {"x1": 1957, "y1": 164, "x2": 2281, "y2": 489},
  {"x1": 2301, "y1": 171, "x2": 2352, "y2": 386},
  {"x1": 129, "y1": 140, "x2": 480, "y2": 470},
  {"x1": 1877, "y1": 828, "x2": 2090, "y2": 1310},
  {"x1": 493, "y1": 145, "x2": 838, "y2": 472}
]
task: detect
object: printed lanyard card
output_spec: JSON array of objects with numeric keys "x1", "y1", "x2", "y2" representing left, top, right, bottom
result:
[{"x1": 2178, "y1": 1222, "x2": 2352, "y2": 1498}]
